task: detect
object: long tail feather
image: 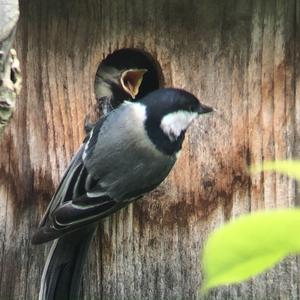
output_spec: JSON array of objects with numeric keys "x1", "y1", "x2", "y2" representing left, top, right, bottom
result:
[{"x1": 39, "y1": 225, "x2": 96, "y2": 300}]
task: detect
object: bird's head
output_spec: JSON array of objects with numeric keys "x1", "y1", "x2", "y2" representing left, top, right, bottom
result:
[
  {"x1": 139, "y1": 88, "x2": 213, "y2": 155},
  {"x1": 95, "y1": 66, "x2": 147, "y2": 100}
]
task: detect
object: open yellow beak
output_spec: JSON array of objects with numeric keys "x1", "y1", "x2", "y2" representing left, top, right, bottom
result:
[{"x1": 120, "y1": 69, "x2": 148, "y2": 99}]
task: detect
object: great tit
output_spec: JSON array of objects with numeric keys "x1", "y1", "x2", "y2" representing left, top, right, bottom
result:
[{"x1": 33, "y1": 88, "x2": 213, "y2": 300}]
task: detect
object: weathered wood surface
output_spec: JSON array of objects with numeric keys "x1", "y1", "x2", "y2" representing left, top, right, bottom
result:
[
  {"x1": 0, "y1": 0, "x2": 299, "y2": 299},
  {"x1": 0, "y1": 0, "x2": 21, "y2": 136}
]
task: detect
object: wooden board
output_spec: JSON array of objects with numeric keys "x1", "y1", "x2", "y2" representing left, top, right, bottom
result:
[{"x1": 0, "y1": 0, "x2": 299, "y2": 298}]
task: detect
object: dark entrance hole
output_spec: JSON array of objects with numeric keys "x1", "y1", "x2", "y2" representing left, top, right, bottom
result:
[{"x1": 94, "y1": 48, "x2": 164, "y2": 113}]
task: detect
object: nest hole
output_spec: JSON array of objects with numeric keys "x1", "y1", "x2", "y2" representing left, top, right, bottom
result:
[{"x1": 94, "y1": 48, "x2": 164, "y2": 113}]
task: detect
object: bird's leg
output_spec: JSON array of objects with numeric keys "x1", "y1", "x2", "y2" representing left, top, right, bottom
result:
[
  {"x1": 84, "y1": 96, "x2": 114, "y2": 135},
  {"x1": 84, "y1": 117, "x2": 95, "y2": 134},
  {"x1": 99, "y1": 96, "x2": 114, "y2": 115}
]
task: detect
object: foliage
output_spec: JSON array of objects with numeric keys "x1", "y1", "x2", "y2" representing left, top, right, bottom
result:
[
  {"x1": 201, "y1": 160, "x2": 300, "y2": 292},
  {"x1": 250, "y1": 160, "x2": 300, "y2": 181}
]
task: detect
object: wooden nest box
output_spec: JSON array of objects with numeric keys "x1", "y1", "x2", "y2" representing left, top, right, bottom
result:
[{"x1": 0, "y1": 0, "x2": 299, "y2": 299}]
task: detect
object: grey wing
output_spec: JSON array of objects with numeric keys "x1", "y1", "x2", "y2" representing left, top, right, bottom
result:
[
  {"x1": 83, "y1": 104, "x2": 177, "y2": 201},
  {"x1": 39, "y1": 115, "x2": 109, "y2": 225},
  {"x1": 37, "y1": 144, "x2": 86, "y2": 229},
  {"x1": 32, "y1": 109, "x2": 175, "y2": 244},
  {"x1": 32, "y1": 117, "x2": 122, "y2": 244}
]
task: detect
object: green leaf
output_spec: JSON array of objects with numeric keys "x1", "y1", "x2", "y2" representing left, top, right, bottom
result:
[
  {"x1": 201, "y1": 210, "x2": 300, "y2": 292},
  {"x1": 250, "y1": 160, "x2": 300, "y2": 181}
]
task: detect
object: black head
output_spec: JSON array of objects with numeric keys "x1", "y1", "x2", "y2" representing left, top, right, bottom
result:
[{"x1": 140, "y1": 88, "x2": 213, "y2": 155}]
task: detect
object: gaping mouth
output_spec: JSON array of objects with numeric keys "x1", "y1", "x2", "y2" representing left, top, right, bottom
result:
[{"x1": 120, "y1": 69, "x2": 147, "y2": 98}]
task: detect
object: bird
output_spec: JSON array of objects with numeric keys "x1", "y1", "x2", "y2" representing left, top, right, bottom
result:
[
  {"x1": 33, "y1": 87, "x2": 213, "y2": 300},
  {"x1": 84, "y1": 66, "x2": 147, "y2": 133},
  {"x1": 95, "y1": 65, "x2": 147, "y2": 114}
]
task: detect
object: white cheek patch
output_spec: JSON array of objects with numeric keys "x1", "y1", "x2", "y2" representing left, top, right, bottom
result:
[{"x1": 160, "y1": 111, "x2": 198, "y2": 141}]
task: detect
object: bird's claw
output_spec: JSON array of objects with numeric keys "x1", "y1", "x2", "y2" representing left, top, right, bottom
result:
[{"x1": 84, "y1": 117, "x2": 95, "y2": 134}]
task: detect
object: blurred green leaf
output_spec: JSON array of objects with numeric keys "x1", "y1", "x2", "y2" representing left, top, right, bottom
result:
[
  {"x1": 201, "y1": 210, "x2": 300, "y2": 292},
  {"x1": 250, "y1": 160, "x2": 300, "y2": 181}
]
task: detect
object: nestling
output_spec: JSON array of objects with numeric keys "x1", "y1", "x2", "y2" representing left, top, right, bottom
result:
[
  {"x1": 95, "y1": 65, "x2": 147, "y2": 113},
  {"x1": 84, "y1": 66, "x2": 147, "y2": 133}
]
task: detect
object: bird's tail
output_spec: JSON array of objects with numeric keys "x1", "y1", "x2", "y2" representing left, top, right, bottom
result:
[{"x1": 39, "y1": 224, "x2": 96, "y2": 300}]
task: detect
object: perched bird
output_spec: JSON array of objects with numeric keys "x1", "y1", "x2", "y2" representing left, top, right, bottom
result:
[{"x1": 33, "y1": 88, "x2": 213, "y2": 300}]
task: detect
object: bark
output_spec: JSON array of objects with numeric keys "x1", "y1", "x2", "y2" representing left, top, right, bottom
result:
[
  {"x1": 0, "y1": 0, "x2": 299, "y2": 299},
  {"x1": 0, "y1": 0, "x2": 21, "y2": 137}
]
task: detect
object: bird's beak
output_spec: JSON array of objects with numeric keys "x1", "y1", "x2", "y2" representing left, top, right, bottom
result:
[
  {"x1": 120, "y1": 69, "x2": 148, "y2": 99},
  {"x1": 197, "y1": 103, "x2": 214, "y2": 114}
]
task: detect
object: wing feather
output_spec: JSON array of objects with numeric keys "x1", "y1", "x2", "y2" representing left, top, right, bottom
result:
[{"x1": 33, "y1": 106, "x2": 173, "y2": 245}]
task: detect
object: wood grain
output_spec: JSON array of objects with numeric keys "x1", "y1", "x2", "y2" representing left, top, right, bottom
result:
[{"x1": 0, "y1": 0, "x2": 299, "y2": 299}]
